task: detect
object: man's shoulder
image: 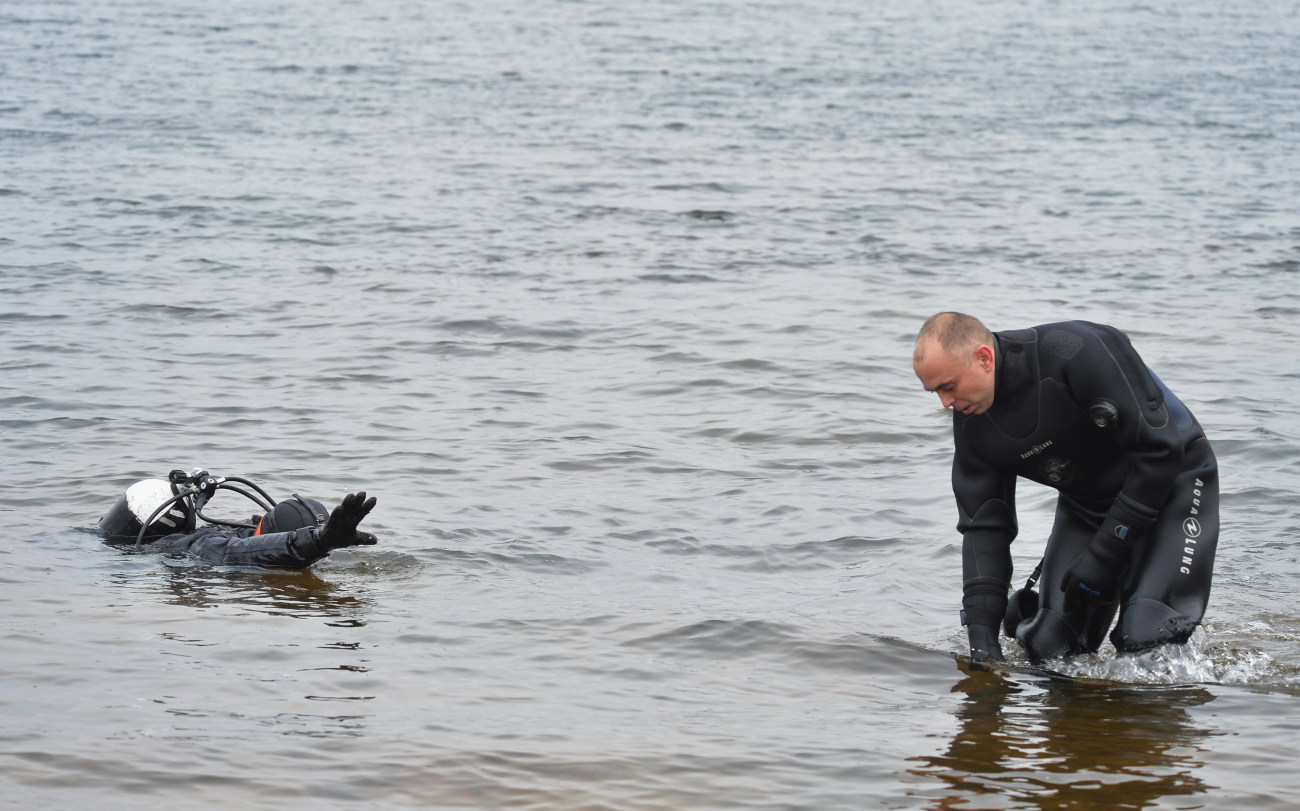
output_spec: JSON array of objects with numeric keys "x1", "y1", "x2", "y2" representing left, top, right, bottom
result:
[
  {"x1": 991, "y1": 320, "x2": 1109, "y2": 345},
  {"x1": 1004, "y1": 321, "x2": 1131, "y2": 361},
  {"x1": 1016, "y1": 319, "x2": 1113, "y2": 334},
  {"x1": 1027, "y1": 319, "x2": 1132, "y2": 337}
]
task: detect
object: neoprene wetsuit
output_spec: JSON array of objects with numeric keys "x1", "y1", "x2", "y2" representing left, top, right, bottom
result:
[
  {"x1": 953, "y1": 321, "x2": 1219, "y2": 661},
  {"x1": 108, "y1": 526, "x2": 335, "y2": 569}
]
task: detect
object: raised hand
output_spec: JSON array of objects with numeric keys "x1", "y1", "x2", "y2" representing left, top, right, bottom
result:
[{"x1": 316, "y1": 492, "x2": 378, "y2": 552}]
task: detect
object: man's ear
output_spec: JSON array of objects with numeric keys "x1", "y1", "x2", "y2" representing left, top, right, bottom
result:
[{"x1": 974, "y1": 344, "x2": 994, "y2": 371}]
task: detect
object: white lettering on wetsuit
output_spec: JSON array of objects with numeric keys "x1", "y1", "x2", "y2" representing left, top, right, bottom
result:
[
  {"x1": 1020, "y1": 440, "x2": 1054, "y2": 460},
  {"x1": 1180, "y1": 478, "x2": 1204, "y2": 575}
]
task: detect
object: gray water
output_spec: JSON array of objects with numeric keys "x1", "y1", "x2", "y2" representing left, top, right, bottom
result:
[{"x1": 3, "y1": 0, "x2": 1300, "y2": 808}]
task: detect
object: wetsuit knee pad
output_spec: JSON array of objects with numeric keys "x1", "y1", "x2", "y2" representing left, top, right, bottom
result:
[
  {"x1": 1015, "y1": 610, "x2": 1086, "y2": 663},
  {"x1": 1110, "y1": 599, "x2": 1198, "y2": 653}
]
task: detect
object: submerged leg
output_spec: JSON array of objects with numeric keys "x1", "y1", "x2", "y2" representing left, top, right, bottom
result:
[{"x1": 1111, "y1": 439, "x2": 1219, "y2": 653}]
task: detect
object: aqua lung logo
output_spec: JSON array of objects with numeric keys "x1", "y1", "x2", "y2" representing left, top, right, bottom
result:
[
  {"x1": 1180, "y1": 479, "x2": 1205, "y2": 575},
  {"x1": 1020, "y1": 440, "x2": 1054, "y2": 460}
]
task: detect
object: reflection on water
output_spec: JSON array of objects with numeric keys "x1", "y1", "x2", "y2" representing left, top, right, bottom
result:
[
  {"x1": 106, "y1": 560, "x2": 373, "y2": 621},
  {"x1": 162, "y1": 566, "x2": 370, "y2": 622},
  {"x1": 911, "y1": 661, "x2": 1216, "y2": 810},
  {"x1": 93, "y1": 559, "x2": 383, "y2": 741}
]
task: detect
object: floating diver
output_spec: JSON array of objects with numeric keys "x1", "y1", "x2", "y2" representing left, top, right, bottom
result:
[
  {"x1": 912, "y1": 313, "x2": 1219, "y2": 663},
  {"x1": 98, "y1": 468, "x2": 378, "y2": 569}
]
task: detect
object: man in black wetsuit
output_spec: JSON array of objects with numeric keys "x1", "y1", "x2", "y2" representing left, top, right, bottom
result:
[
  {"x1": 99, "y1": 475, "x2": 378, "y2": 569},
  {"x1": 912, "y1": 312, "x2": 1219, "y2": 663}
]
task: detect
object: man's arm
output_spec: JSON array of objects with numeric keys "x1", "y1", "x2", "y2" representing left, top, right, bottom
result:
[
  {"x1": 1077, "y1": 323, "x2": 1186, "y2": 528},
  {"x1": 1059, "y1": 323, "x2": 1187, "y2": 604},
  {"x1": 953, "y1": 431, "x2": 1018, "y2": 662},
  {"x1": 162, "y1": 526, "x2": 322, "y2": 568},
  {"x1": 171, "y1": 492, "x2": 378, "y2": 569}
]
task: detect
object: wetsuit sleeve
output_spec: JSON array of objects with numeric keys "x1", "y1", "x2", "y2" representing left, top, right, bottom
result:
[
  {"x1": 161, "y1": 527, "x2": 325, "y2": 568},
  {"x1": 1067, "y1": 323, "x2": 1185, "y2": 537},
  {"x1": 952, "y1": 425, "x2": 1017, "y2": 632}
]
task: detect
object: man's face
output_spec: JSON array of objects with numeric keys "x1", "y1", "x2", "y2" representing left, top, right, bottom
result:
[{"x1": 913, "y1": 339, "x2": 996, "y2": 416}]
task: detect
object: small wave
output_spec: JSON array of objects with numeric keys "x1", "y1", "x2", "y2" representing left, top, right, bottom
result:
[
  {"x1": 435, "y1": 318, "x2": 588, "y2": 341},
  {"x1": 622, "y1": 618, "x2": 799, "y2": 656},
  {"x1": 683, "y1": 209, "x2": 734, "y2": 221},
  {"x1": 416, "y1": 544, "x2": 598, "y2": 576},
  {"x1": 637, "y1": 272, "x2": 720, "y2": 283},
  {"x1": 545, "y1": 449, "x2": 656, "y2": 472},
  {"x1": 0, "y1": 128, "x2": 75, "y2": 143},
  {"x1": 0, "y1": 311, "x2": 69, "y2": 323},
  {"x1": 118, "y1": 302, "x2": 234, "y2": 321},
  {"x1": 1256, "y1": 306, "x2": 1300, "y2": 318},
  {"x1": 644, "y1": 533, "x2": 899, "y2": 572},
  {"x1": 1251, "y1": 258, "x2": 1300, "y2": 270},
  {"x1": 654, "y1": 182, "x2": 741, "y2": 193},
  {"x1": 648, "y1": 351, "x2": 711, "y2": 364},
  {"x1": 716, "y1": 357, "x2": 784, "y2": 372}
]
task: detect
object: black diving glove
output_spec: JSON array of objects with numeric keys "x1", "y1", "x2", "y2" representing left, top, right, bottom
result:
[
  {"x1": 315, "y1": 491, "x2": 378, "y2": 552},
  {"x1": 966, "y1": 623, "x2": 1005, "y2": 663},
  {"x1": 1059, "y1": 518, "x2": 1131, "y2": 611},
  {"x1": 961, "y1": 576, "x2": 1008, "y2": 663}
]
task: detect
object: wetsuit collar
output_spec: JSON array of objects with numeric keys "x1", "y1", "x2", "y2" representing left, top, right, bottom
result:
[{"x1": 992, "y1": 329, "x2": 1037, "y2": 408}]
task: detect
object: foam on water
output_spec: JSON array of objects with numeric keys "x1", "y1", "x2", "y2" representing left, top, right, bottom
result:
[{"x1": 1037, "y1": 628, "x2": 1300, "y2": 691}]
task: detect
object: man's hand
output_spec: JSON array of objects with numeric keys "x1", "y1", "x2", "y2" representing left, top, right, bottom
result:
[
  {"x1": 1059, "y1": 530, "x2": 1129, "y2": 612},
  {"x1": 316, "y1": 492, "x2": 378, "y2": 552}
]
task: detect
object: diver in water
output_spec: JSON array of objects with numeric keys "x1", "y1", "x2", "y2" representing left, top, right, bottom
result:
[
  {"x1": 911, "y1": 313, "x2": 1219, "y2": 663},
  {"x1": 98, "y1": 469, "x2": 378, "y2": 569}
]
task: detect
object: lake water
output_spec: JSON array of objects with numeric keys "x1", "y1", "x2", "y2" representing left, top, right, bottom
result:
[{"x1": 3, "y1": 0, "x2": 1300, "y2": 808}]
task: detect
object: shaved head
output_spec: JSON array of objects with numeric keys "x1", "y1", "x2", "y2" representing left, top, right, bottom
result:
[
  {"x1": 913, "y1": 312, "x2": 994, "y2": 365},
  {"x1": 912, "y1": 312, "x2": 998, "y2": 415}
]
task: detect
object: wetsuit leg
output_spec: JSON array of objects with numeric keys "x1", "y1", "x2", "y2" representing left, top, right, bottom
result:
[
  {"x1": 1111, "y1": 437, "x2": 1219, "y2": 652},
  {"x1": 1015, "y1": 500, "x2": 1120, "y2": 662}
]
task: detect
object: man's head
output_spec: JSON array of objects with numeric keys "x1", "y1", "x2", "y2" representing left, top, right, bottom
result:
[
  {"x1": 256, "y1": 495, "x2": 328, "y2": 535},
  {"x1": 912, "y1": 312, "x2": 997, "y2": 415}
]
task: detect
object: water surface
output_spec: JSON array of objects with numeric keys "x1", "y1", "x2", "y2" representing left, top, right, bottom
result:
[{"x1": 3, "y1": 0, "x2": 1300, "y2": 807}]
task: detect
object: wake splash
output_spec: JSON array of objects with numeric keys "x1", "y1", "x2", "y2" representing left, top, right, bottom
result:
[{"x1": 1045, "y1": 628, "x2": 1298, "y2": 690}]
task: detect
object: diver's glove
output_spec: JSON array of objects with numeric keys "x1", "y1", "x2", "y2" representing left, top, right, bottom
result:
[
  {"x1": 314, "y1": 491, "x2": 379, "y2": 552},
  {"x1": 966, "y1": 623, "x2": 1005, "y2": 664},
  {"x1": 1059, "y1": 515, "x2": 1131, "y2": 611},
  {"x1": 962, "y1": 576, "x2": 1008, "y2": 663}
]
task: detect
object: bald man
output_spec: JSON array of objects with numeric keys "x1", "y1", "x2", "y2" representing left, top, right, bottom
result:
[{"x1": 913, "y1": 313, "x2": 1219, "y2": 663}]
